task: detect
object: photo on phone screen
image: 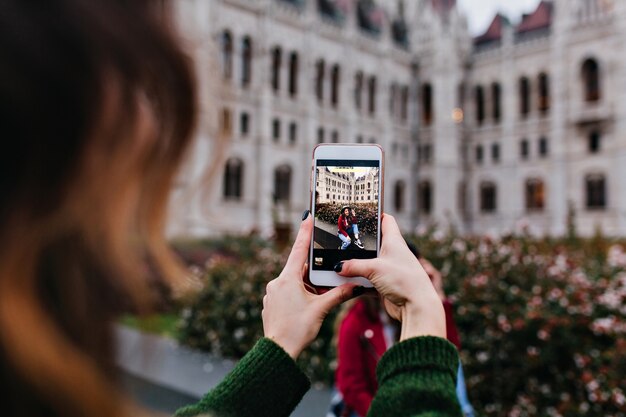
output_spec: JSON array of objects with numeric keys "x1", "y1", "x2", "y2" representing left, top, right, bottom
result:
[{"x1": 312, "y1": 159, "x2": 380, "y2": 271}]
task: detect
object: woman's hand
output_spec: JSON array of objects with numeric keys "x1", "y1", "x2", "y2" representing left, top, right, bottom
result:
[
  {"x1": 262, "y1": 213, "x2": 357, "y2": 359},
  {"x1": 335, "y1": 214, "x2": 446, "y2": 341}
]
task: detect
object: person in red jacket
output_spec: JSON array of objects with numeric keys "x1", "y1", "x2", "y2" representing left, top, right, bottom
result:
[
  {"x1": 335, "y1": 297, "x2": 396, "y2": 417},
  {"x1": 337, "y1": 206, "x2": 364, "y2": 250}
]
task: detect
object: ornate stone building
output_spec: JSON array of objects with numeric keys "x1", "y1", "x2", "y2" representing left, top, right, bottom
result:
[{"x1": 167, "y1": 0, "x2": 626, "y2": 237}]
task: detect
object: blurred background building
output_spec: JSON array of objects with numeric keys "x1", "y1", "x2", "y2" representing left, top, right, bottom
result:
[{"x1": 167, "y1": 0, "x2": 626, "y2": 237}]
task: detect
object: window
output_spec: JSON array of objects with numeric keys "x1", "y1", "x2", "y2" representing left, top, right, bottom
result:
[
  {"x1": 223, "y1": 158, "x2": 244, "y2": 200},
  {"x1": 241, "y1": 37, "x2": 252, "y2": 87},
  {"x1": 475, "y1": 145, "x2": 484, "y2": 164},
  {"x1": 539, "y1": 137, "x2": 549, "y2": 157},
  {"x1": 331, "y1": 64, "x2": 340, "y2": 107},
  {"x1": 475, "y1": 85, "x2": 485, "y2": 125},
  {"x1": 520, "y1": 139, "x2": 529, "y2": 160},
  {"x1": 480, "y1": 182, "x2": 497, "y2": 213},
  {"x1": 220, "y1": 108, "x2": 232, "y2": 137},
  {"x1": 582, "y1": 58, "x2": 600, "y2": 102},
  {"x1": 288, "y1": 52, "x2": 299, "y2": 97},
  {"x1": 356, "y1": 135, "x2": 363, "y2": 143},
  {"x1": 240, "y1": 112, "x2": 249, "y2": 136},
  {"x1": 491, "y1": 143, "x2": 500, "y2": 163},
  {"x1": 422, "y1": 83, "x2": 433, "y2": 126},
  {"x1": 492, "y1": 82, "x2": 501, "y2": 123},
  {"x1": 331, "y1": 130, "x2": 339, "y2": 143},
  {"x1": 538, "y1": 73, "x2": 549, "y2": 113},
  {"x1": 418, "y1": 181, "x2": 432, "y2": 215},
  {"x1": 368, "y1": 76, "x2": 377, "y2": 115},
  {"x1": 274, "y1": 165, "x2": 292, "y2": 203},
  {"x1": 525, "y1": 179, "x2": 545, "y2": 210},
  {"x1": 354, "y1": 71, "x2": 363, "y2": 110},
  {"x1": 519, "y1": 77, "x2": 530, "y2": 117},
  {"x1": 289, "y1": 122, "x2": 297, "y2": 145},
  {"x1": 317, "y1": 127, "x2": 325, "y2": 144},
  {"x1": 389, "y1": 83, "x2": 397, "y2": 116},
  {"x1": 586, "y1": 174, "x2": 606, "y2": 209},
  {"x1": 221, "y1": 31, "x2": 233, "y2": 79},
  {"x1": 589, "y1": 130, "x2": 601, "y2": 153},
  {"x1": 272, "y1": 118, "x2": 280, "y2": 142},
  {"x1": 400, "y1": 86, "x2": 409, "y2": 122},
  {"x1": 271, "y1": 46, "x2": 282, "y2": 91},
  {"x1": 315, "y1": 60, "x2": 328, "y2": 105},
  {"x1": 394, "y1": 180, "x2": 405, "y2": 212}
]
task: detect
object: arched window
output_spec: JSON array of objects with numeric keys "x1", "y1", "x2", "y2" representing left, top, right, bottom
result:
[
  {"x1": 418, "y1": 181, "x2": 432, "y2": 215},
  {"x1": 223, "y1": 158, "x2": 244, "y2": 200},
  {"x1": 586, "y1": 174, "x2": 606, "y2": 209},
  {"x1": 582, "y1": 58, "x2": 600, "y2": 102},
  {"x1": 221, "y1": 30, "x2": 233, "y2": 79},
  {"x1": 315, "y1": 59, "x2": 325, "y2": 102},
  {"x1": 389, "y1": 83, "x2": 397, "y2": 116},
  {"x1": 480, "y1": 182, "x2": 497, "y2": 213},
  {"x1": 400, "y1": 86, "x2": 409, "y2": 122},
  {"x1": 525, "y1": 179, "x2": 545, "y2": 210},
  {"x1": 274, "y1": 165, "x2": 292, "y2": 203},
  {"x1": 331, "y1": 64, "x2": 340, "y2": 107},
  {"x1": 475, "y1": 85, "x2": 485, "y2": 125},
  {"x1": 354, "y1": 71, "x2": 363, "y2": 110},
  {"x1": 368, "y1": 76, "x2": 377, "y2": 115},
  {"x1": 271, "y1": 46, "x2": 282, "y2": 91},
  {"x1": 241, "y1": 36, "x2": 252, "y2": 87},
  {"x1": 491, "y1": 82, "x2": 501, "y2": 122},
  {"x1": 394, "y1": 180, "x2": 405, "y2": 212},
  {"x1": 519, "y1": 77, "x2": 531, "y2": 117},
  {"x1": 422, "y1": 83, "x2": 433, "y2": 126},
  {"x1": 288, "y1": 52, "x2": 299, "y2": 97},
  {"x1": 538, "y1": 72, "x2": 549, "y2": 113}
]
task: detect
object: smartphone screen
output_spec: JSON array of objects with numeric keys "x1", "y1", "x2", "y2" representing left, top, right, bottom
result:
[{"x1": 311, "y1": 159, "x2": 381, "y2": 271}]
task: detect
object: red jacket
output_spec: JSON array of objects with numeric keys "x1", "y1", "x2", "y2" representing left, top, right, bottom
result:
[
  {"x1": 338, "y1": 215, "x2": 350, "y2": 237},
  {"x1": 336, "y1": 299, "x2": 461, "y2": 416},
  {"x1": 336, "y1": 299, "x2": 386, "y2": 417}
]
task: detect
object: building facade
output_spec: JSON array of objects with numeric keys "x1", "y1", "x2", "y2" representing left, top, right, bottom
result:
[{"x1": 168, "y1": 0, "x2": 626, "y2": 237}]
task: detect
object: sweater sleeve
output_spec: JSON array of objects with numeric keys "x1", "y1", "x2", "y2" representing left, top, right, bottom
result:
[
  {"x1": 338, "y1": 217, "x2": 348, "y2": 237},
  {"x1": 368, "y1": 336, "x2": 462, "y2": 417},
  {"x1": 175, "y1": 338, "x2": 310, "y2": 417}
]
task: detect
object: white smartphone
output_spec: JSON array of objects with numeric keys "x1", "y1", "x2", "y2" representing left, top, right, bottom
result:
[{"x1": 308, "y1": 144, "x2": 384, "y2": 288}]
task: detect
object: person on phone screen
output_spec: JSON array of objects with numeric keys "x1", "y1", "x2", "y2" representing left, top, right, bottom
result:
[
  {"x1": 1, "y1": 2, "x2": 462, "y2": 417},
  {"x1": 338, "y1": 206, "x2": 364, "y2": 250}
]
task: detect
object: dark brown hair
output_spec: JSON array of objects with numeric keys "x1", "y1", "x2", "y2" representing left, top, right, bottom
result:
[{"x1": 0, "y1": 1, "x2": 196, "y2": 416}]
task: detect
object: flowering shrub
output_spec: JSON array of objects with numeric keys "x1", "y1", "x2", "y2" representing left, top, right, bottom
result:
[
  {"x1": 176, "y1": 233, "x2": 626, "y2": 416},
  {"x1": 176, "y1": 237, "x2": 339, "y2": 383},
  {"x1": 409, "y1": 232, "x2": 626, "y2": 417},
  {"x1": 315, "y1": 202, "x2": 378, "y2": 235}
]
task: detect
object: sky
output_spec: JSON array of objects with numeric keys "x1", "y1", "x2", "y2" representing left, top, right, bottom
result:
[{"x1": 456, "y1": 0, "x2": 542, "y2": 35}]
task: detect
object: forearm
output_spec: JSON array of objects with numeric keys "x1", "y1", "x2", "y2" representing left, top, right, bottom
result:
[
  {"x1": 175, "y1": 338, "x2": 309, "y2": 417},
  {"x1": 368, "y1": 336, "x2": 462, "y2": 417}
]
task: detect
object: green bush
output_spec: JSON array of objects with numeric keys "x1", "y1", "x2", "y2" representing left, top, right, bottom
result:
[
  {"x1": 315, "y1": 202, "x2": 378, "y2": 235},
  {"x1": 176, "y1": 233, "x2": 626, "y2": 416},
  {"x1": 176, "y1": 237, "x2": 339, "y2": 383}
]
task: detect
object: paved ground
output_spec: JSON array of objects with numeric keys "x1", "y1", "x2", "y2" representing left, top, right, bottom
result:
[
  {"x1": 314, "y1": 219, "x2": 376, "y2": 250},
  {"x1": 115, "y1": 325, "x2": 332, "y2": 416}
]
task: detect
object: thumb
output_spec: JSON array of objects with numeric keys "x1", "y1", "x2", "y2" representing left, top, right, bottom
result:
[
  {"x1": 336, "y1": 258, "x2": 379, "y2": 280},
  {"x1": 317, "y1": 283, "x2": 357, "y2": 312}
]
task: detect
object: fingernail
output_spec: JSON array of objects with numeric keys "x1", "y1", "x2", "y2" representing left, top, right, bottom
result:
[
  {"x1": 352, "y1": 286, "x2": 366, "y2": 297},
  {"x1": 301, "y1": 210, "x2": 310, "y2": 221},
  {"x1": 333, "y1": 261, "x2": 344, "y2": 272}
]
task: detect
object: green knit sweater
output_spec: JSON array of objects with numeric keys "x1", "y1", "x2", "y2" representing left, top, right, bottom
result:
[{"x1": 175, "y1": 336, "x2": 461, "y2": 417}]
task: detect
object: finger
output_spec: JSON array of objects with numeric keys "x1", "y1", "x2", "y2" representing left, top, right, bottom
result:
[
  {"x1": 317, "y1": 283, "x2": 357, "y2": 312},
  {"x1": 336, "y1": 258, "x2": 379, "y2": 279},
  {"x1": 284, "y1": 216, "x2": 313, "y2": 276},
  {"x1": 380, "y1": 213, "x2": 403, "y2": 243}
]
